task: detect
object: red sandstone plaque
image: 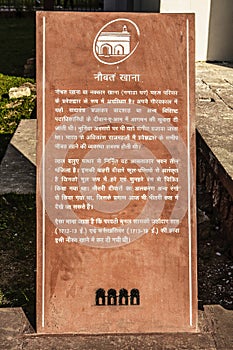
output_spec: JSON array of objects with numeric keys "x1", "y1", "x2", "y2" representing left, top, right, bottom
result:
[{"x1": 36, "y1": 12, "x2": 197, "y2": 333}]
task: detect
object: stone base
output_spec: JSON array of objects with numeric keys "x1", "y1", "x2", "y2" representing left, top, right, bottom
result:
[{"x1": 0, "y1": 306, "x2": 232, "y2": 349}]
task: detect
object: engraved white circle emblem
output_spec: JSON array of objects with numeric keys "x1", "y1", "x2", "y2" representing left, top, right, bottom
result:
[{"x1": 93, "y1": 18, "x2": 140, "y2": 65}]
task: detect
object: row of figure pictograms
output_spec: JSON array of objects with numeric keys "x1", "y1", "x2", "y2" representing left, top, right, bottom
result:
[{"x1": 96, "y1": 288, "x2": 140, "y2": 306}]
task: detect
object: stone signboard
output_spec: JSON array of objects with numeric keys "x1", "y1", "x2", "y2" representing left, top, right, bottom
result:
[{"x1": 36, "y1": 12, "x2": 197, "y2": 333}]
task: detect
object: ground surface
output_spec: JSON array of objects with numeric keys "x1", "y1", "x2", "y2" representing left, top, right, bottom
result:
[
  {"x1": 198, "y1": 233, "x2": 233, "y2": 310},
  {"x1": 0, "y1": 194, "x2": 36, "y2": 326}
]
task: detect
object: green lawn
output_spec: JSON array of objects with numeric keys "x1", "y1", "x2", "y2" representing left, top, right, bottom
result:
[
  {"x1": 0, "y1": 74, "x2": 36, "y2": 133},
  {"x1": 0, "y1": 17, "x2": 35, "y2": 77},
  {"x1": 0, "y1": 74, "x2": 36, "y2": 161}
]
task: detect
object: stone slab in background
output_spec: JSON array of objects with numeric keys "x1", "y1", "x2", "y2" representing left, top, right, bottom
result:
[
  {"x1": 9, "y1": 86, "x2": 31, "y2": 99},
  {"x1": 0, "y1": 119, "x2": 36, "y2": 195},
  {"x1": 11, "y1": 119, "x2": 36, "y2": 166},
  {"x1": 0, "y1": 308, "x2": 32, "y2": 350},
  {"x1": 204, "y1": 305, "x2": 233, "y2": 350},
  {"x1": 196, "y1": 62, "x2": 233, "y2": 180}
]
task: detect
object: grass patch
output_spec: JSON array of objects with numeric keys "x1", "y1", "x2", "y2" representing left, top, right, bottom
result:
[
  {"x1": 0, "y1": 74, "x2": 36, "y2": 160},
  {"x1": 0, "y1": 17, "x2": 35, "y2": 77},
  {"x1": 0, "y1": 194, "x2": 36, "y2": 327},
  {"x1": 0, "y1": 74, "x2": 36, "y2": 134}
]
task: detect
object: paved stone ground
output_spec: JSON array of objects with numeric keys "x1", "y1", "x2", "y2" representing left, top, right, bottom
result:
[
  {"x1": 196, "y1": 62, "x2": 233, "y2": 253},
  {"x1": 196, "y1": 62, "x2": 233, "y2": 180},
  {"x1": 0, "y1": 306, "x2": 232, "y2": 349},
  {"x1": 0, "y1": 119, "x2": 36, "y2": 194}
]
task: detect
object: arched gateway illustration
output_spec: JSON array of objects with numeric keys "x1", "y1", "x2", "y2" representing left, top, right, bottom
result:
[
  {"x1": 95, "y1": 288, "x2": 140, "y2": 306},
  {"x1": 95, "y1": 25, "x2": 131, "y2": 57}
]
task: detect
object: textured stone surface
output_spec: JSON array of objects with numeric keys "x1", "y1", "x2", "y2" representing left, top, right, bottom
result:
[
  {"x1": 1, "y1": 307, "x2": 233, "y2": 349},
  {"x1": 197, "y1": 130, "x2": 233, "y2": 252},
  {"x1": 36, "y1": 12, "x2": 197, "y2": 334},
  {"x1": 0, "y1": 143, "x2": 36, "y2": 195},
  {"x1": 11, "y1": 119, "x2": 36, "y2": 166},
  {"x1": 0, "y1": 119, "x2": 36, "y2": 195},
  {"x1": 195, "y1": 62, "x2": 233, "y2": 253},
  {"x1": 0, "y1": 308, "x2": 33, "y2": 350},
  {"x1": 196, "y1": 62, "x2": 233, "y2": 180},
  {"x1": 22, "y1": 332, "x2": 216, "y2": 350},
  {"x1": 204, "y1": 305, "x2": 233, "y2": 350}
]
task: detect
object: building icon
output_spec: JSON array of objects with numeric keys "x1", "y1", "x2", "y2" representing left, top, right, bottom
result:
[
  {"x1": 95, "y1": 25, "x2": 131, "y2": 57},
  {"x1": 95, "y1": 288, "x2": 140, "y2": 306}
]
